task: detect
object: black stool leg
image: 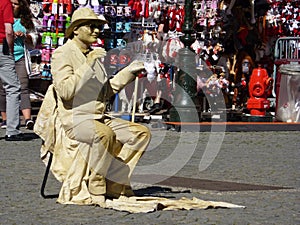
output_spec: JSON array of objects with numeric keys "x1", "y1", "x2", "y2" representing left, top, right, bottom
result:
[{"x1": 40, "y1": 152, "x2": 59, "y2": 199}]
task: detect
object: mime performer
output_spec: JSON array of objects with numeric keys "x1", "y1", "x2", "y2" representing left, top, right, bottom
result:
[{"x1": 34, "y1": 7, "x2": 151, "y2": 206}]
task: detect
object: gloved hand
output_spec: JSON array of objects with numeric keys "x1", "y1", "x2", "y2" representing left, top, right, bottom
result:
[
  {"x1": 86, "y1": 48, "x2": 107, "y2": 67},
  {"x1": 127, "y1": 60, "x2": 145, "y2": 75}
]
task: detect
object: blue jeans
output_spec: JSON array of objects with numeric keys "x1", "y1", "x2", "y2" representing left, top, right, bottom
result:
[{"x1": 0, "y1": 45, "x2": 21, "y2": 136}]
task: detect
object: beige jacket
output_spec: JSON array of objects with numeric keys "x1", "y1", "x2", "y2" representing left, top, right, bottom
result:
[
  {"x1": 50, "y1": 39, "x2": 135, "y2": 131},
  {"x1": 34, "y1": 39, "x2": 136, "y2": 169}
]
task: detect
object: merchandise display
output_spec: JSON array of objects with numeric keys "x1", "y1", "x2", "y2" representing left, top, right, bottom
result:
[{"x1": 27, "y1": 0, "x2": 300, "y2": 121}]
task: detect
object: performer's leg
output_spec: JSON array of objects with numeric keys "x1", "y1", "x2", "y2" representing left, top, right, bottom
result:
[
  {"x1": 104, "y1": 117, "x2": 151, "y2": 197},
  {"x1": 106, "y1": 117, "x2": 151, "y2": 176},
  {"x1": 62, "y1": 120, "x2": 121, "y2": 200}
]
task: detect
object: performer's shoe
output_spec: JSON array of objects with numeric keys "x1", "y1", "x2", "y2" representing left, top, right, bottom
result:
[
  {"x1": 106, "y1": 185, "x2": 135, "y2": 199},
  {"x1": 91, "y1": 194, "x2": 106, "y2": 207}
]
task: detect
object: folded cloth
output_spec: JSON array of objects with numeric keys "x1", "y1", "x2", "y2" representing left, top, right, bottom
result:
[{"x1": 104, "y1": 196, "x2": 245, "y2": 213}]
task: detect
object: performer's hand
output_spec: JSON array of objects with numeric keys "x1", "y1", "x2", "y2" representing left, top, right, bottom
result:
[
  {"x1": 127, "y1": 60, "x2": 145, "y2": 75},
  {"x1": 86, "y1": 48, "x2": 107, "y2": 67}
]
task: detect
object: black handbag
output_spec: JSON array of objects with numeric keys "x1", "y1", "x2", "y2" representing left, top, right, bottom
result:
[{"x1": 2, "y1": 38, "x2": 10, "y2": 55}]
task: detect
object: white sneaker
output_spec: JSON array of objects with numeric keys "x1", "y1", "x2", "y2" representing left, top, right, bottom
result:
[
  {"x1": 1, "y1": 120, "x2": 7, "y2": 129},
  {"x1": 25, "y1": 119, "x2": 34, "y2": 130}
]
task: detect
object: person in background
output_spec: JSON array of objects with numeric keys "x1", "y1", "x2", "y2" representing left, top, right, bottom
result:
[
  {"x1": 0, "y1": 0, "x2": 37, "y2": 130},
  {"x1": 0, "y1": 0, "x2": 24, "y2": 141},
  {"x1": 34, "y1": 8, "x2": 151, "y2": 206}
]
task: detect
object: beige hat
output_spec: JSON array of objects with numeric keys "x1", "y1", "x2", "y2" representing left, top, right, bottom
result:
[{"x1": 65, "y1": 7, "x2": 108, "y2": 38}]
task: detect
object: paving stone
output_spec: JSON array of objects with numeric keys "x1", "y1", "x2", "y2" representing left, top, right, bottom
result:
[{"x1": 0, "y1": 127, "x2": 299, "y2": 224}]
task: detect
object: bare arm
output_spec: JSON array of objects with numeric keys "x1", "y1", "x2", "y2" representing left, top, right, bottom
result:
[{"x1": 4, "y1": 22, "x2": 14, "y2": 54}]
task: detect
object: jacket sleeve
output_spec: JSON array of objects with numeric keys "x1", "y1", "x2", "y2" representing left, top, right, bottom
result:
[{"x1": 108, "y1": 66, "x2": 136, "y2": 93}]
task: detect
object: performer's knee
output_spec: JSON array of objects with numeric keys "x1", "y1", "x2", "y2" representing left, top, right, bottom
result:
[{"x1": 136, "y1": 124, "x2": 151, "y2": 144}]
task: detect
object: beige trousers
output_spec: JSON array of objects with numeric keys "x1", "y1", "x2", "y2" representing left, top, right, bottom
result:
[{"x1": 55, "y1": 117, "x2": 151, "y2": 205}]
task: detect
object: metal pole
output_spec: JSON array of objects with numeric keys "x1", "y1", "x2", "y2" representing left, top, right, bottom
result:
[{"x1": 169, "y1": 0, "x2": 200, "y2": 125}]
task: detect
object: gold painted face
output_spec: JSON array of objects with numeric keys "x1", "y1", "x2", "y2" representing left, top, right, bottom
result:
[{"x1": 73, "y1": 23, "x2": 102, "y2": 45}]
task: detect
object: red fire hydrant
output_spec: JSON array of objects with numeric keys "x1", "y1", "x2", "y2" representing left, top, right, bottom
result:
[{"x1": 247, "y1": 66, "x2": 273, "y2": 116}]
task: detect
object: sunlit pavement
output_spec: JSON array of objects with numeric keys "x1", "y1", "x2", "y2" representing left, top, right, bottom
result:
[{"x1": 0, "y1": 125, "x2": 299, "y2": 224}]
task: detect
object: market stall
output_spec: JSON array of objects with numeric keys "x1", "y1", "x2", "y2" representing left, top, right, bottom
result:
[{"x1": 27, "y1": 0, "x2": 300, "y2": 122}]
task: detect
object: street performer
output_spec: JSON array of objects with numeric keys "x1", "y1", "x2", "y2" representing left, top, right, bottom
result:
[{"x1": 34, "y1": 7, "x2": 151, "y2": 206}]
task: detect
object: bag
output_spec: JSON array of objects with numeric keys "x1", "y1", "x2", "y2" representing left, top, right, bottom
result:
[
  {"x1": 2, "y1": 38, "x2": 10, "y2": 55},
  {"x1": 24, "y1": 46, "x2": 32, "y2": 75},
  {"x1": 24, "y1": 31, "x2": 39, "y2": 75}
]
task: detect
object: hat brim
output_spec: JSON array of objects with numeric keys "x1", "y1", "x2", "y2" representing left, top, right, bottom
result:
[{"x1": 65, "y1": 18, "x2": 107, "y2": 39}]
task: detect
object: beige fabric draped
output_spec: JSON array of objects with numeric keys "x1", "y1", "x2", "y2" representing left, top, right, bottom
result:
[{"x1": 105, "y1": 196, "x2": 245, "y2": 213}]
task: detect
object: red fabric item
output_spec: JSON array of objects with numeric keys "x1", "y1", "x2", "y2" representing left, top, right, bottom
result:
[
  {"x1": 176, "y1": 7, "x2": 184, "y2": 32},
  {"x1": 165, "y1": 38, "x2": 184, "y2": 59},
  {"x1": 144, "y1": 0, "x2": 149, "y2": 18},
  {"x1": 294, "y1": 28, "x2": 300, "y2": 35},
  {"x1": 168, "y1": 7, "x2": 185, "y2": 32},
  {"x1": 0, "y1": 0, "x2": 14, "y2": 41},
  {"x1": 64, "y1": 0, "x2": 72, "y2": 14},
  {"x1": 132, "y1": 0, "x2": 142, "y2": 18},
  {"x1": 169, "y1": 8, "x2": 176, "y2": 31},
  {"x1": 176, "y1": 8, "x2": 184, "y2": 32},
  {"x1": 43, "y1": 0, "x2": 52, "y2": 14},
  {"x1": 128, "y1": 0, "x2": 134, "y2": 7}
]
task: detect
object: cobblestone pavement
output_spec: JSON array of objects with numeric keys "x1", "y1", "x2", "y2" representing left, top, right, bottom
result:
[{"x1": 0, "y1": 124, "x2": 299, "y2": 225}]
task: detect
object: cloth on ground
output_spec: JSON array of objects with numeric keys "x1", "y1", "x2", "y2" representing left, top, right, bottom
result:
[{"x1": 102, "y1": 195, "x2": 245, "y2": 213}]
